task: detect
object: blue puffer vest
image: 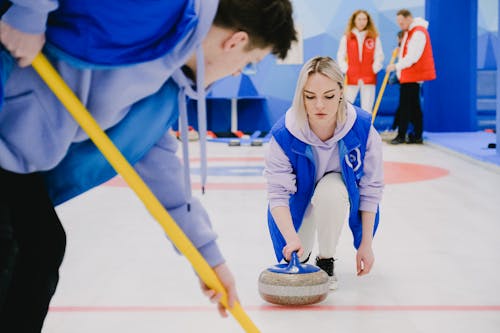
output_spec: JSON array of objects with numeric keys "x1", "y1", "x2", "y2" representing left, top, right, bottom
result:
[{"x1": 267, "y1": 106, "x2": 380, "y2": 262}]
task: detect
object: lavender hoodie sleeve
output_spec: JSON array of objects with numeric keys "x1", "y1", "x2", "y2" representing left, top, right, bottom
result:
[
  {"x1": 1, "y1": 0, "x2": 58, "y2": 34},
  {"x1": 263, "y1": 137, "x2": 297, "y2": 209},
  {"x1": 358, "y1": 126, "x2": 384, "y2": 212},
  {"x1": 133, "y1": 132, "x2": 224, "y2": 267}
]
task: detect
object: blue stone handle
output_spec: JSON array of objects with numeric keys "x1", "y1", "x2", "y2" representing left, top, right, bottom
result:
[{"x1": 268, "y1": 252, "x2": 320, "y2": 274}]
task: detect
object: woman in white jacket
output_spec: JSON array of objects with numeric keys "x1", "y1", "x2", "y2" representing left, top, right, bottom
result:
[{"x1": 337, "y1": 10, "x2": 384, "y2": 113}]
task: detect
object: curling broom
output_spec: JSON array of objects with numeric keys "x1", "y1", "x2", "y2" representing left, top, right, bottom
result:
[
  {"x1": 372, "y1": 47, "x2": 399, "y2": 124},
  {"x1": 31, "y1": 53, "x2": 260, "y2": 333}
]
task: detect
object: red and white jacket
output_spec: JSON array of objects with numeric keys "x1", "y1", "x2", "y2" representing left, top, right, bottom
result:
[{"x1": 396, "y1": 17, "x2": 436, "y2": 83}]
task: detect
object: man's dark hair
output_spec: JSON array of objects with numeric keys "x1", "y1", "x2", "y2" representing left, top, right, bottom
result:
[
  {"x1": 213, "y1": 0, "x2": 297, "y2": 60},
  {"x1": 397, "y1": 9, "x2": 412, "y2": 18}
]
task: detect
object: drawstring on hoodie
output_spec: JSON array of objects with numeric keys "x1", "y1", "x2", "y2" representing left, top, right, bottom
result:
[
  {"x1": 173, "y1": 46, "x2": 208, "y2": 211},
  {"x1": 196, "y1": 47, "x2": 207, "y2": 194},
  {"x1": 177, "y1": 88, "x2": 193, "y2": 209}
]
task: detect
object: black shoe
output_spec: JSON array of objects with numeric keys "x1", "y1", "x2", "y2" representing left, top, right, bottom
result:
[
  {"x1": 390, "y1": 136, "x2": 405, "y2": 145},
  {"x1": 316, "y1": 257, "x2": 338, "y2": 290},
  {"x1": 407, "y1": 133, "x2": 423, "y2": 144}
]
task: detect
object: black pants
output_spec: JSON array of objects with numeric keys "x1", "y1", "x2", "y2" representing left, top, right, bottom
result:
[
  {"x1": 0, "y1": 168, "x2": 66, "y2": 332},
  {"x1": 391, "y1": 106, "x2": 400, "y2": 130},
  {"x1": 397, "y1": 82, "x2": 423, "y2": 139}
]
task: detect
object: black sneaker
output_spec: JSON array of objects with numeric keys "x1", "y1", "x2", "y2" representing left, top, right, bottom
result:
[
  {"x1": 406, "y1": 133, "x2": 423, "y2": 144},
  {"x1": 316, "y1": 257, "x2": 338, "y2": 290},
  {"x1": 390, "y1": 136, "x2": 406, "y2": 145}
]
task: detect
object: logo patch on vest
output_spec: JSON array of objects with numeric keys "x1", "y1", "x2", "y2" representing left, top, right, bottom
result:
[
  {"x1": 365, "y1": 38, "x2": 375, "y2": 50},
  {"x1": 345, "y1": 147, "x2": 362, "y2": 172}
]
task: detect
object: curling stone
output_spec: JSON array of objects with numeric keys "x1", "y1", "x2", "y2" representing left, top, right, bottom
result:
[
  {"x1": 228, "y1": 139, "x2": 241, "y2": 146},
  {"x1": 258, "y1": 252, "x2": 329, "y2": 306},
  {"x1": 250, "y1": 139, "x2": 263, "y2": 147}
]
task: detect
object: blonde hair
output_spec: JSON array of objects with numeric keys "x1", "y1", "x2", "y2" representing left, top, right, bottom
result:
[
  {"x1": 291, "y1": 56, "x2": 347, "y2": 131},
  {"x1": 344, "y1": 9, "x2": 379, "y2": 39}
]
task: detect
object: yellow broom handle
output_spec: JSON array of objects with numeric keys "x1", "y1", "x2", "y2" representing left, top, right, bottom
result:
[
  {"x1": 31, "y1": 53, "x2": 260, "y2": 333},
  {"x1": 372, "y1": 47, "x2": 399, "y2": 124}
]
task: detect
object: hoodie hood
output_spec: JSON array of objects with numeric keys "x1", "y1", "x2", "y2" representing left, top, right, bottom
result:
[
  {"x1": 411, "y1": 17, "x2": 429, "y2": 30},
  {"x1": 285, "y1": 103, "x2": 358, "y2": 148}
]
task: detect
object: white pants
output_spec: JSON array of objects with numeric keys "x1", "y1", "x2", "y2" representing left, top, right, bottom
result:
[
  {"x1": 297, "y1": 172, "x2": 350, "y2": 262},
  {"x1": 345, "y1": 80, "x2": 376, "y2": 113}
]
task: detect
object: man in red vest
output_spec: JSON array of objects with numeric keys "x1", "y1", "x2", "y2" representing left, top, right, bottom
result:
[{"x1": 386, "y1": 9, "x2": 436, "y2": 144}]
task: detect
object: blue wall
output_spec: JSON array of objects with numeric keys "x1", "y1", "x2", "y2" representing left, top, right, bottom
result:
[
  {"x1": 497, "y1": 0, "x2": 500, "y2": 152},
  {"x1": 425, "y1": 0, "x2": 477, "y2": 132},
  {"x1": 477, "y1": 0, "x2": 498, "y2": 133},
  {"x1": 478, "y1": 0, "x2": 498, "y2": 70}
]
